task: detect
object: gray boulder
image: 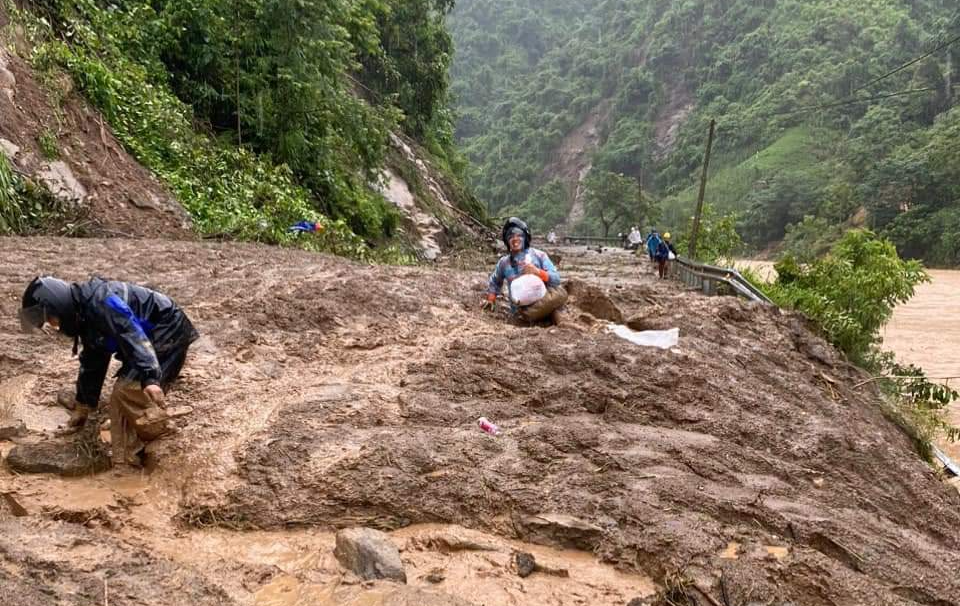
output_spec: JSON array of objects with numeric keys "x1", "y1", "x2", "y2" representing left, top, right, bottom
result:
[{"x1": 334, "y1": 527, "x2": 407, "y2": 583}]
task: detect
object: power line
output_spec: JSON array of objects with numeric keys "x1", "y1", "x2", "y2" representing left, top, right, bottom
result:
[
  {"x1": 774, "y1": 86, "x2": 940, "y2": 117},
  {"x1": 851, "y1": 30, "x2": 960, "y2": 95}
]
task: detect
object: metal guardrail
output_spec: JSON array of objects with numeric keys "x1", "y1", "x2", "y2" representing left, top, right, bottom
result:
[
  {"x1": 672, "y1": 257, "x2": 773, "y2": 305},
  {"x1": 561, "y1": 235, "x2": 625, "y2": 245}
]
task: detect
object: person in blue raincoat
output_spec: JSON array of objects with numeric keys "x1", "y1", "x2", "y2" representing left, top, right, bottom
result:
[
  {"x1": 483, "y1": 218, "x2": 568, "y2": 324},
  {"x1": 19, "y1": 277, "x2": 198, "y2": 467}
]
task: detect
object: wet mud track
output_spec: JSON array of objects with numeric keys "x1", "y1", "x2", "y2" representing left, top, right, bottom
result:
[{"x1": 1, "y1": 238, "x2": 959, "y2": 605}]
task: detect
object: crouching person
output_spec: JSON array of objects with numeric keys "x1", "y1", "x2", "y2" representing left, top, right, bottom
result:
[
  {"x1": 19, "y1": 276, "x2": 199, "y2": 467},
  {"x1": 482, "y1": 218, "x2": 569, "y2": 325}
]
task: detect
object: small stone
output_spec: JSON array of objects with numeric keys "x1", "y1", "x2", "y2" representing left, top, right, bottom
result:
[
  {"x1": 423, "y1": 570, "x2": 445, "y2": 584},
  {"x1": 515, "y1": 551, "x2": 536, "y2": 578},
  {"x1": 334, "y1": 527, "x2": 407, "y2": 583}
]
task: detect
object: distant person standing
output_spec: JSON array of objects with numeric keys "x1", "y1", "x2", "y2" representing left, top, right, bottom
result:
[
  {"x1": 547, "y1": 229, "x2": 557, "y2": 244},
  {"x1": 646, "y1": 229, "x2": 662, "y2": 262},
  {"x1": 654, "y1": 233, "x2": 672, "y2": 279}
]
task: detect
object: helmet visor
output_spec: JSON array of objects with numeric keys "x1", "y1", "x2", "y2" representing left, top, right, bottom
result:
[{"x1": 18, "y1": 304, "x2": 47, "y2": 334}]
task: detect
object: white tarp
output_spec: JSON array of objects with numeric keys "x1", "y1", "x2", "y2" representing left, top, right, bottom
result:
[{"x1": 608, "y1": 325, "x2": 679, "y2": 349}]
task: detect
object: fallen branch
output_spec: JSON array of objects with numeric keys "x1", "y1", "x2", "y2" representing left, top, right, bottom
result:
[{"x1": 692, "y1": 583, "x2": 723, "y2": 606}]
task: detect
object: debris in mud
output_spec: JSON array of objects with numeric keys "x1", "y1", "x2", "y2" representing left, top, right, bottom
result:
[
  {"x1": 0, "y1": 492, "x2": 28, "y2": 517},
  {"x1": 334, "y1": 527, "x2": 407, "y2": 583},
  {"x1": 514, "y1": 551, "x2": 536, "y2": 577},
  {"x1": 513, "y1": 550, "x2": 570, "y2": 579},
  {"x1": 565, "y1": 279, "x2": 624, "y2": 323},
  {"x1": 608, "y1": 325, "x2": 679, "y2": 349},
  {"x1": 6, "y1": 440, "x2": 110, "y2": 476},
  {"x1": 407, "y1": 529, "x2": 500, "y2": 553},
  {"x1": 43, "y1": 505, "x2": 120, "y2": 529},
  {"x1": 519, "y1": 514, "x2": 603, "y2": 550},
  {"x1": 422, "y1": 569, "x2": 445, "y2": 584},
  {"x1": 477, "y1": 416, "x2": 500, "y2": 435},
  {"x1": 0, "y1": 422, "x2": 26, "y2": 440}
]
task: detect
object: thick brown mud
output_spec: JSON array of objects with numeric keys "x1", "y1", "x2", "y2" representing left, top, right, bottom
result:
[{"x1": 1, "y1": 238, "x2": 959, "y2": 605}]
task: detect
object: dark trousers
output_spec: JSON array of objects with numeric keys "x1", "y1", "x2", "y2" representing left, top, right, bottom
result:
[{"x1": 657, "y1": 258, "x2": 668, "y2": 278}]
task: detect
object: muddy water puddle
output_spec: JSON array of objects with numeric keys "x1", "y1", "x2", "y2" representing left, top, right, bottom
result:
[
  {"x1": 247, "y1": 524, "x2": 655, "y2": 606},
  {"x1": 0, "y1": 464, "x2": 659, "y2": 606}
]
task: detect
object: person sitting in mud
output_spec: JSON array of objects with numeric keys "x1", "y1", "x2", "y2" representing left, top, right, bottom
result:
[
  {"x1": 19, "y1": 276, "x2": 199, "y2": 467},
  {"x1": 482, "y1": 218, "x2": 569, "y2": 324}
]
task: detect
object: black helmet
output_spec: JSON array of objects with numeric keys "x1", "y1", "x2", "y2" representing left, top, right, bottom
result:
[
  {"x1": 19, "y1": 277, "x2": 79, "y2": 335},
  {"x1": 501, "y1": 217, "x2": 531, "y2": 250}
]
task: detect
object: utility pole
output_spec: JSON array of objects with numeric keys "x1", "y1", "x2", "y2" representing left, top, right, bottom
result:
[
  {"x1": 235, "y1": 0, "x2": 242, "y2": 147},
  {"x1": 688, "y1": 119, "x2": 716, "y2": 260},
  {"x1": 637, "y1": 173, "x2": 643, "y2": 226}
]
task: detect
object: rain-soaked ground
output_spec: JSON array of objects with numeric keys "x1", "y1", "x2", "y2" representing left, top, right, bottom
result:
[{"x1": 1, "y1": 237, "x2": 958, "y2": 606}]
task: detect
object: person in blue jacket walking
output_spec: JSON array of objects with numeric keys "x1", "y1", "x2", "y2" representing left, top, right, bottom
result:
[{"x1": 645, "y1": 229, "x2": 662, "y2": 262}]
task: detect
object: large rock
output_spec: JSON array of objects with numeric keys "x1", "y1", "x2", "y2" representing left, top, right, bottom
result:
[
  {"x1": 334, "y1": 527, "x2": 407, "y2": 583},
  {"x1": 6, "y1": 441, "x2": 110, "y2": 476},
  {"x1": 37, "y1": 160, "x2": 87, "y2": 206}
]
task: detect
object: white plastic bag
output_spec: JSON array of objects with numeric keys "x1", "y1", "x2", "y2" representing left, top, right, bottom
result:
[
  {"x1": 608, "y1": 325, "x2": 679, "y2": 349},
  {"x1": 509, "y1": 273, "x2": 547, "y2": 306},
  {"x1": 668, "y1": 251, "x2": 676, "y2": 260}
]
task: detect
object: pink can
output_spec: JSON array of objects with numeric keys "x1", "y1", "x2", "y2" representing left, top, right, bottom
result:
[{"x1": 477, "y1": 416, "x2": 500, "y2": 436}]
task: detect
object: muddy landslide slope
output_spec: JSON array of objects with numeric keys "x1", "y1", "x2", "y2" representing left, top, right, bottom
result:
[{"x1": 1, "y1": 237, "x2": 959, "y2": 606}]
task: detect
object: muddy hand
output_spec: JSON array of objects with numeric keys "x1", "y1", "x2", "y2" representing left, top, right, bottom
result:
[
  {"x1": 481, "y1": 299, "x2": 495, "y2": 312},
  {"x1": 521, "y1": 264, "x2": 541, "y2": 276},
  {"x1": 144, "y1": 384, "x2": 166, "y2": 408}
]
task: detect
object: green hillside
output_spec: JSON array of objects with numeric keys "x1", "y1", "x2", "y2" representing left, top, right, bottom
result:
[
  {"x1": 450, "y1": 0, "x2": 960, "y2": 265},
  {"x1": 1, "y1": 0, "x2": 482, "y2": 259}
]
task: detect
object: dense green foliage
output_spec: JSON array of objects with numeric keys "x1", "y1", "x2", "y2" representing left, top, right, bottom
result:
[
  {"x1": 764, "y1": 229, "x2": 928, "y2": 364},
  {"x1": 9, "y1": 0, "x2": 473, "y2": 258},
  {"x1": 450, "y1": 0, "x2": 960, "y2": 264},
  {"x1": 498, "y1": 179, "x2": 570, "y2": 233},
  {"x1": 673, "y1": 204, "x2": 744, "y2": 263},
  {"x1": 754, "y1": 229, "x2": 957, "y2": 454},
  {"x1": 582, "y1": 169, "x2": 653, "y2": 237},
  {"x1": 0, "y1": 153, "x2": 77, "y2": 235}
]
